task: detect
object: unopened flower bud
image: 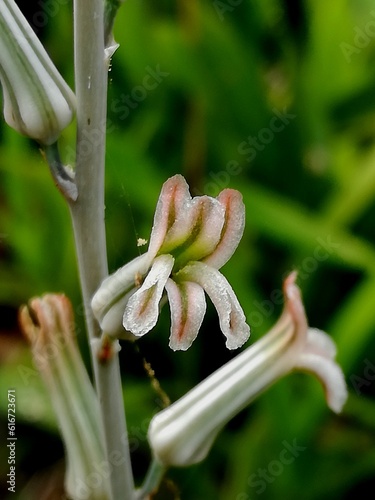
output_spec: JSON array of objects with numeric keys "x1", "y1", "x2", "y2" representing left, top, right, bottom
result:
[
  {"x1": 20, "y1": 294, "x2": 111, "y2": 500},
  {"x1": 0, "y1": 0, "x2": 75, "y2": 145}
]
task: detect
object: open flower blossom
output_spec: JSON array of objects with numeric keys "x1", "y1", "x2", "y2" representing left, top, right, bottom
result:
[
  {"x1": 19, "y1": 295, "x2": 111, "y2": 500},
  {"x1": 0, "y1": 0, "x2": 75, "y2": 145},
  {"x1": 148, "y1": 272, "x2": 348, "y2": 467},
  {"x1": 92, "y1": 174, "x2": 250, "y2": 350}
]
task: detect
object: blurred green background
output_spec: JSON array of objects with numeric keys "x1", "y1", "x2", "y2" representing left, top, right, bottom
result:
[{"x1": 1, "y1": 0, "x2": 375, "y2": 498}]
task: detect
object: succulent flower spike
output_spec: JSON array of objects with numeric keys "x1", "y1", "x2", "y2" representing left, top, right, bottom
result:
[
  {"x1": 0, "y1": 0, "x2": 75, "y2": 145},
  {"x1": 92, "y1": 174, "x2": 250, "y2": 350},
  {"x1": 147, "y1": 273, "x2": 348, "y2": 467},
  {"x1": 20, "y1": 295, "x2": 111, "y2": 500}
]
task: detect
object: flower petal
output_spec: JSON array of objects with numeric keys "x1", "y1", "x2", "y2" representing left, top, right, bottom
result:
[
  {"x1": 294, "y1": 328, "x2": 347, "y2": 413},
  {"x1": 176, "y1": 262, "x2": 250, "y2": 349},
  {"x1": 283, "y1": 271, "x2": 308, "y2": 351},
  {"x1": 304, "y1": 327, "x2": 337, "y2": 358},
  {"x1": 147, "y1": 175, "x2": 192, "y2": 258},
  {"x1": 203, "y1": 189, "x2": 245, "y2": 269},
  {"x1": 170, "y1": 196, "x2": 225, "y2": 268},
  {"x1": 149, "y1": 176, "x2": 228, "y2": 267},
  {"x1": 99, "y1": 292, "x2": 136, "y2": 340},
  {"x1": 294, "y1": 352, "x2": 348, "y2": 413},
  {"x1": 123, "y1": 254, "x2": 174, "y2": 336},
  {"x1": 165, "y1": 279, "x2": 206, "y2": 351},
  {"x1": 91, "y1": 252, "x2": 152, "y2": 336}
]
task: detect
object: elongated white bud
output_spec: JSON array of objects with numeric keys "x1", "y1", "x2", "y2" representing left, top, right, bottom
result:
[
  {"x1": 0, "y1": 0, "x2": 75, "y2": 145},
  {"x1": 20, "y1": 295, "x2": 111, "y2": 500}
]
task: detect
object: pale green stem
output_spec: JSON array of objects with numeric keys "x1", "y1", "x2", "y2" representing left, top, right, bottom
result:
[
  {"x1": 70, "y1": 1, "x2": 134, "y2": 499},
  {"x1": 136, "y1": 459, "x2": 166, "y2": 500}
]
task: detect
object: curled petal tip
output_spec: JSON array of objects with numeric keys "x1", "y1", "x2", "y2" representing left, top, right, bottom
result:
[
  {"x1": 176, "y1": 262, "x2": 250, "y2": 349},
  {"x1": 203, "y1": 188, "x2": 245, "y2": 269},
  {"x1": 283, "y1": 271, "x2": 299, "y2": 299},
  {"x1": 296, "y1": 328, "x2": 348, "y2": 413},
  {"x1": 147, "y1": 175, "x2": 191, "y2": 257},
  {"x1": 295, "y1": 352, "x2": 348, "y2": 413}
]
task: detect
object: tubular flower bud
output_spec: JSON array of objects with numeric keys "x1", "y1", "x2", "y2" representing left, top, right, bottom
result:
[
  {"x1": 92, "y1": 174, "x2": 250, "y2": 350},
  {"x1": 20, "y1": 294, "x2": 111, "y2": 500},
  {"x1": 147, "y1": 273, "x2": 347, "y2": 467},
  {"x1": 0, "y1": 0, "x2": 75, "y2": 145}
]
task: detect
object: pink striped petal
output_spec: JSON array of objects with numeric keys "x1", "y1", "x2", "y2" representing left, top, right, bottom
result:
[
  {"x1": 148, "y1": 175, "x2": 192, "y2": 258},
  {"x1": 165, "y1": 279, "x2": 206, "y2": 351},
  {"x1": 123, "y1": 254, "x2": 174, "y2": 336},
  {"x1": 203, "y1": 189, "x2": 245, "y2": 269},
  {"x1": 282, "y1": 271, "x2": 308, "y2": 352},
  {"x1": 176, "y1": 262, "x2": 250, "y2": 349}
]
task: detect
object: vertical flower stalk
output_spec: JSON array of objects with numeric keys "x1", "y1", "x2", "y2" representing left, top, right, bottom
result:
[
  {"x1": 20, "y1": 294, "x2": 111, "y2": 500},
  {"x1": 72, "y1": 0, "x2": 135, "y2": 498},
  {"x1": 148, "y1": 273, "x2": 347, "y2": 468}
]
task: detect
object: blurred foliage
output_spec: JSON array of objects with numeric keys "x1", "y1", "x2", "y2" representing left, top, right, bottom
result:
[{"x1": 1, "y1": 0, "x2": 375, "y2": 498}]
